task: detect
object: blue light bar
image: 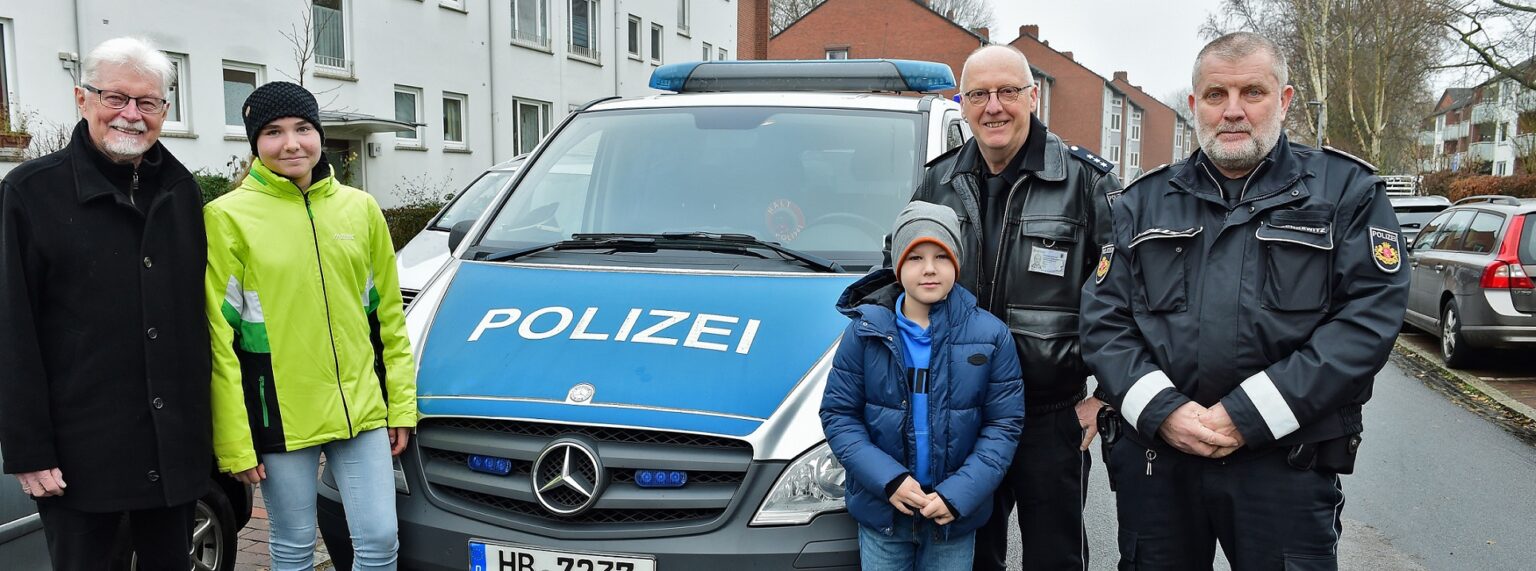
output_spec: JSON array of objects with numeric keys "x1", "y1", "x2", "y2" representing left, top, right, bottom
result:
[
  {"x1": 467, "y1": 454, "x2": 513, "y2": 476},
  {"x1": 649, "y1": 59, "x2": 957, "y2": 94},
  {"x1": 635, "y1": 469, "x2": 688, "y2": 488}
]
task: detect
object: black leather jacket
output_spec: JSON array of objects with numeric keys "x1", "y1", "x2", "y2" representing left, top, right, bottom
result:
[
  {"x1": 1081, "y1": 137, "x2": 1409, "y2": 450},
  {"x1": 913, "y1": 130, "x2": 1121, "y2": 413}
]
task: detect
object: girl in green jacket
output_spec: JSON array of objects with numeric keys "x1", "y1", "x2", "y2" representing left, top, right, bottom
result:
[{"x1": 205, "y1": 81, "x2": 417, "y2": 571}]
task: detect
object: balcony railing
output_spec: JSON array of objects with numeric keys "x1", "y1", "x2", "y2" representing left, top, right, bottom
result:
[
  {"x1": 1472, "y1": 102, "x2": 1516, "y2": 125},
  {"x1": 1469, "y1": 141, "x2": 1497, "y2": 161}
]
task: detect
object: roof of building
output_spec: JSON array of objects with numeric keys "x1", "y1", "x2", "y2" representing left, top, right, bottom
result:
[{"x1": 773, "y1": 0, "x2": 987, "y2": 44}]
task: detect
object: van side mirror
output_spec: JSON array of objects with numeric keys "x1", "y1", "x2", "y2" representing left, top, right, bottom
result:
[{"x1": 449, "y1": 219, "x2": 475, "y2": 253}]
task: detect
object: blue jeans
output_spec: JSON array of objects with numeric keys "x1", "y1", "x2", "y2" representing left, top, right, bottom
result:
[
  {"x1": 260, "y1": 428, "x2": 398, "y2": 571},
  {"x1": 858, "y1": 519, "x2": 975, "y2": 571}
]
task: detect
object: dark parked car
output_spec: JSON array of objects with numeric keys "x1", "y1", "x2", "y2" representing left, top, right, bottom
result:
[
  {"x1": 1403, "y1": 195, "x2": 1536, "y2": 367},
  {"x1": 1390, "y1": 194, "x2": 1451, "y2": 245}
]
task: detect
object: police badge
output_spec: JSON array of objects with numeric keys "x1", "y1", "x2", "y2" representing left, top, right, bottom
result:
[
  {"x1": 1095, "y1": 244, "x2": 1115, "y2": 284},
  {"x1": 1369, "y1": 226, "x2": 1401, "y2": 273}
]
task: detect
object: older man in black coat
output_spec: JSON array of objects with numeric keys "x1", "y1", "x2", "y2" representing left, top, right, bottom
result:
[{"x1": 0, "y1": 37, "x2": 211, "y2": 570}]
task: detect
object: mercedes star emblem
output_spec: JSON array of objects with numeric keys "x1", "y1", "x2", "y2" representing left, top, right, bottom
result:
[{"x1": 531, "y1": 438, "x2": 605, "y2": 516}]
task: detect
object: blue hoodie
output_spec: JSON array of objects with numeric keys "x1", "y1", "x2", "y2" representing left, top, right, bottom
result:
[{"x1": 820, "y1": 269, "x2": 1025, "y2": 536}]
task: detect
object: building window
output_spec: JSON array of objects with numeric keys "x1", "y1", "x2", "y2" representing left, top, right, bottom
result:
[
  {"x1": 222, "y1": 61, "x2": 262, "y2": 137},
  {"x1": 826, "y1": 49, "x2": 849, "y2": 60},
  {"x1": 313, "y1": 0, "x2": 349, "y2": 71},
  {"x1": 569, "y1": 0, "x2": 600, "y2": 60},
  {"x1": 627, "y1": 15, "x2": 641, "y2": 58},
  {"x1": 514, "y1": 98, "x2": 551, "y2": 154},
  {"x1": 702, "y1": 42, "x2": 712, "y2": 61},
  {"x1": 512, "y1": 0, "x2": 550, "y2": 49},
  {"x1": 650, "y1": 23, "x2": 663, "y2": 63},
  {"x1": 162, "y1": 52, "x2": 190, "y2": 134},
  {"x1": 443, "y1": 92, "x2": 467, "y2": 150},
  {"x1": 1110, "y1": 97, "x2": 1123, "y2": 132},
  {"x1": 718, "y1": 47, "x2": 728, "y2": 61},
  {"x1": 1106, "y1": 143, "x2": 1121, "y2": 163},
  {"x1": 395, "y1": 85, "x2": 423, "y2": 146},
  {"x1": 677, "y1": 0, "x2": 690, "y2": 37},
  {"x1": 440, "y1": 0, "x2": 466, "y2": 10},
  {"x1": 1129, "y1": 110, "x2": 1142, "y2": 141}
]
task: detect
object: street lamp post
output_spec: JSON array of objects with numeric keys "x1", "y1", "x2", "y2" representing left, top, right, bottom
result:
[{"x1": 1307, "y1": 100, "x2": 1325, "y2": 148}]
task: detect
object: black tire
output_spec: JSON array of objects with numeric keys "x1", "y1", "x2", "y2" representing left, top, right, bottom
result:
[
  {"x1": 111, "y1": 482, "x2": 239, "y2": 571},
  {"x1": 1441, "y1": 300, "x2": 1476, "y2": 369}
]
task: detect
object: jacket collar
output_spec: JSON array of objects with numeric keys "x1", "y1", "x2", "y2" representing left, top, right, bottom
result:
[
  {"x1": 242, "y1": 154, "x2": 337, "y2": 200},
  {"x1": 68, "y1": 119, "x2": 168, "y2": 205},
  {"x1": 1168, "y1": 133, "x2": 1305, "y2": 199},
  {"x1": 835, "y1": 268, "x2": 977, "y2": 336},
  {"x1": 944, "y1": 115, "x2": 1066, "y2": 185}
]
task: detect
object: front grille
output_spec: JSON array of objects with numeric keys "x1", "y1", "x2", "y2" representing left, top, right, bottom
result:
[{"x1": 417, "y1": 418, "x2": 753, "y2": 532}]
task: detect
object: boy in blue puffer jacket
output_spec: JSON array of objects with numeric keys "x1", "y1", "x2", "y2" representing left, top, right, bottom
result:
[{"x1": 821, "y1": 201, "x2": 1024, "y2": 570}]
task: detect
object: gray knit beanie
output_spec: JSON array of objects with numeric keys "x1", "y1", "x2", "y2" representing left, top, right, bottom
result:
[
  {"x1": 242, "y1": 81, "x2": 324, "y2": 155},
  {"x1": 892, "y1": 201, "x2": 963, "y2": 274}
]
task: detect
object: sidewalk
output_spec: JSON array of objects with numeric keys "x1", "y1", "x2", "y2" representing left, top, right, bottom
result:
[
  {"x1": 234, "y1": 484, "x2": 332, "y2": 571},
  {"x1": 1394, "y1": 331, "x2": 1536, "y2": 436}
]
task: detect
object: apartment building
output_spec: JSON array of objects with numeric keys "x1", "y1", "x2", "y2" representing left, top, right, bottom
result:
[{"x1": 1418, "y1": 75, "x2": 1536, "y2": 176}]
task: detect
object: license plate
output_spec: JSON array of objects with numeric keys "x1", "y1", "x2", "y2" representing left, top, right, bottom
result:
[{"x1": 469, "y1": 540, "x2": 656, "y2": 571}]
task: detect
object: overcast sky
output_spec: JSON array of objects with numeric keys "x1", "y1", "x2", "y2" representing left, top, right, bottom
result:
[{"x1": 991, "y1": 0, "x2": 1228, "y2": 105}]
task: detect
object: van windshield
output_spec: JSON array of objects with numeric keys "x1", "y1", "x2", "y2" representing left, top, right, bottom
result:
[{"x1": 476, "y1": 106, "x2": 923, "y2": 267}]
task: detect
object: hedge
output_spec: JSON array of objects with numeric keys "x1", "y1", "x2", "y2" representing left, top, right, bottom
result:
[
  {"x1": 382, "y1": 205, "x2": 443, "y2": 251},
  {"x1": 1446, "y1": 175, "x2": 1536, "y2": 202}
]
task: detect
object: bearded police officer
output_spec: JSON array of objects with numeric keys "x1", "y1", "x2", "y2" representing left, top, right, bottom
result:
[
  {"x1": 1080, "y1": 32, "x2": 1408, "y2": 569},
  {"x1": 914, "y1": 44, "x2": 1120, "y2": 570}
]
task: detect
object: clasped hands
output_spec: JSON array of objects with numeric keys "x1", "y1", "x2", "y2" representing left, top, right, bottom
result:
[
  {"x1": 887, "y1": 476, "x2": 955, "y2": 525},
  {"x1": 1157, "y1": 401, "x2": 1246, "y2": 458}
]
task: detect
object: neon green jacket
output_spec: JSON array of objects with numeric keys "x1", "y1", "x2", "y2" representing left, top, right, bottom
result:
[{"x1": 206, "y1": 159, "x2": 416, "y2": 473}]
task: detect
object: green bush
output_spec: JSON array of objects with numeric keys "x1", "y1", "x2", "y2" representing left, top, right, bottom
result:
[
  {"x1": 382, "y1": 204, "x2": 443, "y2": 251},
  {"x1": 1446, "y1": 174, "x2": 1536, "y2": 202},
  {"x1": 194, "y1": 169, "x2": 236, "y2": 204}
]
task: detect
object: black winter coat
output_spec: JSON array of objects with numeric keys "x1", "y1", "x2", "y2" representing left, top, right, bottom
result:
[
  {"x1": 913, "y1": 129, "x2": 1121, "y2": 413},
  {"x1": 0, "y1": 120, "x2": 211, "y2": 511}
]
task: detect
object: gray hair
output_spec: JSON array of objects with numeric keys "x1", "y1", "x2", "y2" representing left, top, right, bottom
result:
[
  {"x1": 1191, "y1": 32, "x2": 1289, "y2": 89},
  {"x1": 961, "y1": 44, "x2": 1033, "y2": 90},
  {"x1": 81, "y1": 37, "x2": 175, "y2": 95}
]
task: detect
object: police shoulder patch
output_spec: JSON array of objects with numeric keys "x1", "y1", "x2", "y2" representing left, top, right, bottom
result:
[
  {"x1": 1068, "y1": 145, "x2": 1115, "y2": 174},
  {"x1": 1369, "y1": 226, "x2": 1401, "y2": 273},
  {"x1": 1323, "y1": 146, "x2": 1379, "y2": 173},
  {"x1": 1095, "y1": 244, "x2": 1115, "y2": 284}
]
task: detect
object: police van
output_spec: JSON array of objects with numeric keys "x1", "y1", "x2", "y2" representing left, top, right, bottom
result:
[{"x1": 318, "y1": 60, "x2": 971, "y2": 570}]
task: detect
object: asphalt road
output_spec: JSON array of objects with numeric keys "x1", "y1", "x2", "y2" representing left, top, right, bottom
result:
[{"x1": 1001, "y1": 354, "x2": 1536, "y2": 570}]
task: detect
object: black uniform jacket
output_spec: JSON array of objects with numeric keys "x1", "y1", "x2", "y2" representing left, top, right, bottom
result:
[
  {"x1": 914, "y1": 127, "x2": 1121, "y2": 413},
  {"x1": 0, "y1": 120, "x2": 211, "y2": 511},
  {"x1": 1080, "y1": 136, "x2": 1409, "y2": 451}
]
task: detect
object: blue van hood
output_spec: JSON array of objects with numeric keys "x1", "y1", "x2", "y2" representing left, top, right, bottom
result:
[{"x1": 416, "y1": 262, "x2": 859, "y2": 436}]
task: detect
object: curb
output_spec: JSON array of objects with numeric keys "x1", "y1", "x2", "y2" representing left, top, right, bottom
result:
[{"x1": 1393, "y1": 339, "x2": 1536, "y2": 423}]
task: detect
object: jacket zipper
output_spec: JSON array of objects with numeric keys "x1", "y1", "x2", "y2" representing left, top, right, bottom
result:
[
  {"x1": 258, "y1": 375, "x2": 270, "y2": 427},
  {"x1": 988, "y1": 175, "x2": 1034, "y2": 311},
  {"x1": 303, "y1": 191, "x2": 355, "y2": 437},
  {"x1": 129, "y1": 169, "x2": 139, "y2": 207}
]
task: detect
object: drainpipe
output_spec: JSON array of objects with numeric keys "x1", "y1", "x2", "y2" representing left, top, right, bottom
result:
[
  {"x1": 486, "y1": 3, "x2": 499, "y2": 160},
  {"x1": 613, "y1": 0, "x2": 622, "y2": 96}
]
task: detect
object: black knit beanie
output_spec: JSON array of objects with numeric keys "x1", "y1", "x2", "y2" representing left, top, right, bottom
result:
[{"x1": 242, "y1": 81, "x2": 324, "y2": 155}]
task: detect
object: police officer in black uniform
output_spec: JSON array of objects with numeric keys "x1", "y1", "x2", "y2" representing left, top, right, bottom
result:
[
  {"x1": 913, "y1": 44, "x2": 1121, "y2": 571},
  {"x1": 1080, "y1": 32, "x2": 1409, "y2": 570}
]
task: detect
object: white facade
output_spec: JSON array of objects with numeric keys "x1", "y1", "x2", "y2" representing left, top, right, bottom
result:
[{"x1": 0, "y1": 0, "x2": 736, "y2": 206}]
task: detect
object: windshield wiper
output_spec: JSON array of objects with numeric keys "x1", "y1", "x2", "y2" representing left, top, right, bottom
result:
[{"x1": 483, "y1": 232, "x2": 844, "y2": 272}]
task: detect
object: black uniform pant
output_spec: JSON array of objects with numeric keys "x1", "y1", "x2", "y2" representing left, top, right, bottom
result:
[
  {"x1": 973, "y1": 405, "x2": 1091, "y2": 570},
  {"x1": 1106, "y1": 436, "x2": 1345, "y2": 571},
  {"x1": 38, "y1": 500, "x2": 194, "y2": 571}
]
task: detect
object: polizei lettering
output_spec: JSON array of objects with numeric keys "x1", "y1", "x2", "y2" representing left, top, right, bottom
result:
[{"x1": 467, "y1": 307, "x2": 762, "y2": 354}]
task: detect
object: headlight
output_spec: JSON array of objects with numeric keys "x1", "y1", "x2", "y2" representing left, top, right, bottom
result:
[{"x1": 750, "y1": 441, "x2": 845, "y2": 526}]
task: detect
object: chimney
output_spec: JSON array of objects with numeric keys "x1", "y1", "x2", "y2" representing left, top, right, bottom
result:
[
  {"x1": 977, "y1": 27, "x2": 989, "y2": 40},
  {"x1": 1063, "y1": 51, "x2": 1074, "y2": 61},
  {"x1": 1021, "y1": 25, "x2": 1039, "y2": 39},
  {"x1": 1114, "y1": 71, "x2": 1129, "y2": 82},
  {"x1": 738, "y1": 0, "x2": 769, "y2": 60}
]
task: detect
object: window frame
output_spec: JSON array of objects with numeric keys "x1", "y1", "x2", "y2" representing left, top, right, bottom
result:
[
  {"x1": 511, "y1": 0, "x2": 551, "y2": 50},
  {"x1": 1110, "y1": 96, "x2": 1123, "y2": 132},
  {"x1": 221, "y1": 61, "x2": 264, "y2": 137},
  {"x1": 718, "y1": 47, "x2": 728, "y2": 61},
  {"x1": 1129, "y1": 109, "x2": 1142, "y2": 141},
  {"x1": 394, "y1": 85, "x2": 424, "y2": 148},
  {"x1": 161, "y1": 51, "x2": 191, "y2": 135},
  {"x1": 650, "y1": 23, "x2": 664, "y2": 64},
  {"x1": 568, "y1": 0, "x2": 601, "y2": 62},
  {"x1": 442, "y1": 91, "x2": 468, "y2": 150},
  {"x1": 626, "y1": 14, "x2": 642, "y2": 59},
  {"x1": 439, "y1": 0, "x2": 466, "y2": 10},
  {"x1": 677, "y1": 0, "x2": 691, "y2": 37},
  {"x1": 702, "y1": 42, "x2": 712, "y2": 62},
  {"x1": 312, "y1": 0, "x2": 352, "y2": 73},
  {"x1": 513, "y1": 98, "x2": 552, "y2": 155},
  {"x1": 826, "y1": 49, "x2": 850, "y2": 60}
]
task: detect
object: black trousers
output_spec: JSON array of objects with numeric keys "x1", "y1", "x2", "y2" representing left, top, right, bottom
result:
[
  {"x1": 1106, "y1": 436, "x2": 1345, "y2": 571},
  {"x1": 973, "y1": 405, "x2": 1091, "y2": 570},
  {"x1": 37, "y1": 500, "x2": 194, "y2": 571}
]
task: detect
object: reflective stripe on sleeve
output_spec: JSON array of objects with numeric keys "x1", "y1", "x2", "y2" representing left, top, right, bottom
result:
[
  {"x1": 1239, "y1": 370, "x2": 1301, "y2": 440},
  {"x1": 1121, "y1": 370, "x2": 1174, "y2": 428}
]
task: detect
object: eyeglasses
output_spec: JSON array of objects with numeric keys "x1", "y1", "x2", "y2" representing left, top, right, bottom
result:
[
  {"x1": 82, "y1": 84, "x2": 169, "y2": 115},
  {"x1": 963, "y1": 85, "x2": 1033, "y2": 106}
]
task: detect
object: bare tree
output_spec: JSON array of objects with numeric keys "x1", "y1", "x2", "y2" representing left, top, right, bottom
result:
[
  {"x1": 772, "y1": 0, "x2": 993, "y2": 36},
  {"x1": 279, "y1": 0, "x2": 319, "y2": 86},
  {"x1": 1441, "y1": 0, "x2": 1536, "y2": 90},
  {"x1": 1162, "y1": 88, "x2": 1193, "y2": 122}
]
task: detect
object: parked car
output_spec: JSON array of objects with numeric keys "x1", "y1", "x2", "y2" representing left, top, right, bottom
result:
[
  {"x1": 0, "y1": 430, "x2": 252, "y2": 570},
  {"x1": 395, "y1": 155, "x2": 526, "y2": 306},
  {"x1": 1403, "y1": 195, "x2": 1536, "y2": 367},
  {"x1": 1390, "y1": 194, "x2": 1451, "y2": 245},
  {"x1": 318, "y1": 59, "x2": 972, "y2": 571}
]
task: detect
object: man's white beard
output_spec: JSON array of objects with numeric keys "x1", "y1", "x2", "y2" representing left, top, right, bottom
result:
[
  {"x1": 1196, "y1": 114, "x2": 1283, "y2": 174},
  {"x1": 102, "y1": 118, "x2": 151, "y2": 158}
]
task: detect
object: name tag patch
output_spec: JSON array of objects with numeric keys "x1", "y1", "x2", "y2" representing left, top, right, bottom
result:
[
  {"x1": 1369, "y1": 226, "x2": 1401, "y2": 273},
  {"x1": 1029, "y1": 246, "x2": 1068, "y2": 277}
]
